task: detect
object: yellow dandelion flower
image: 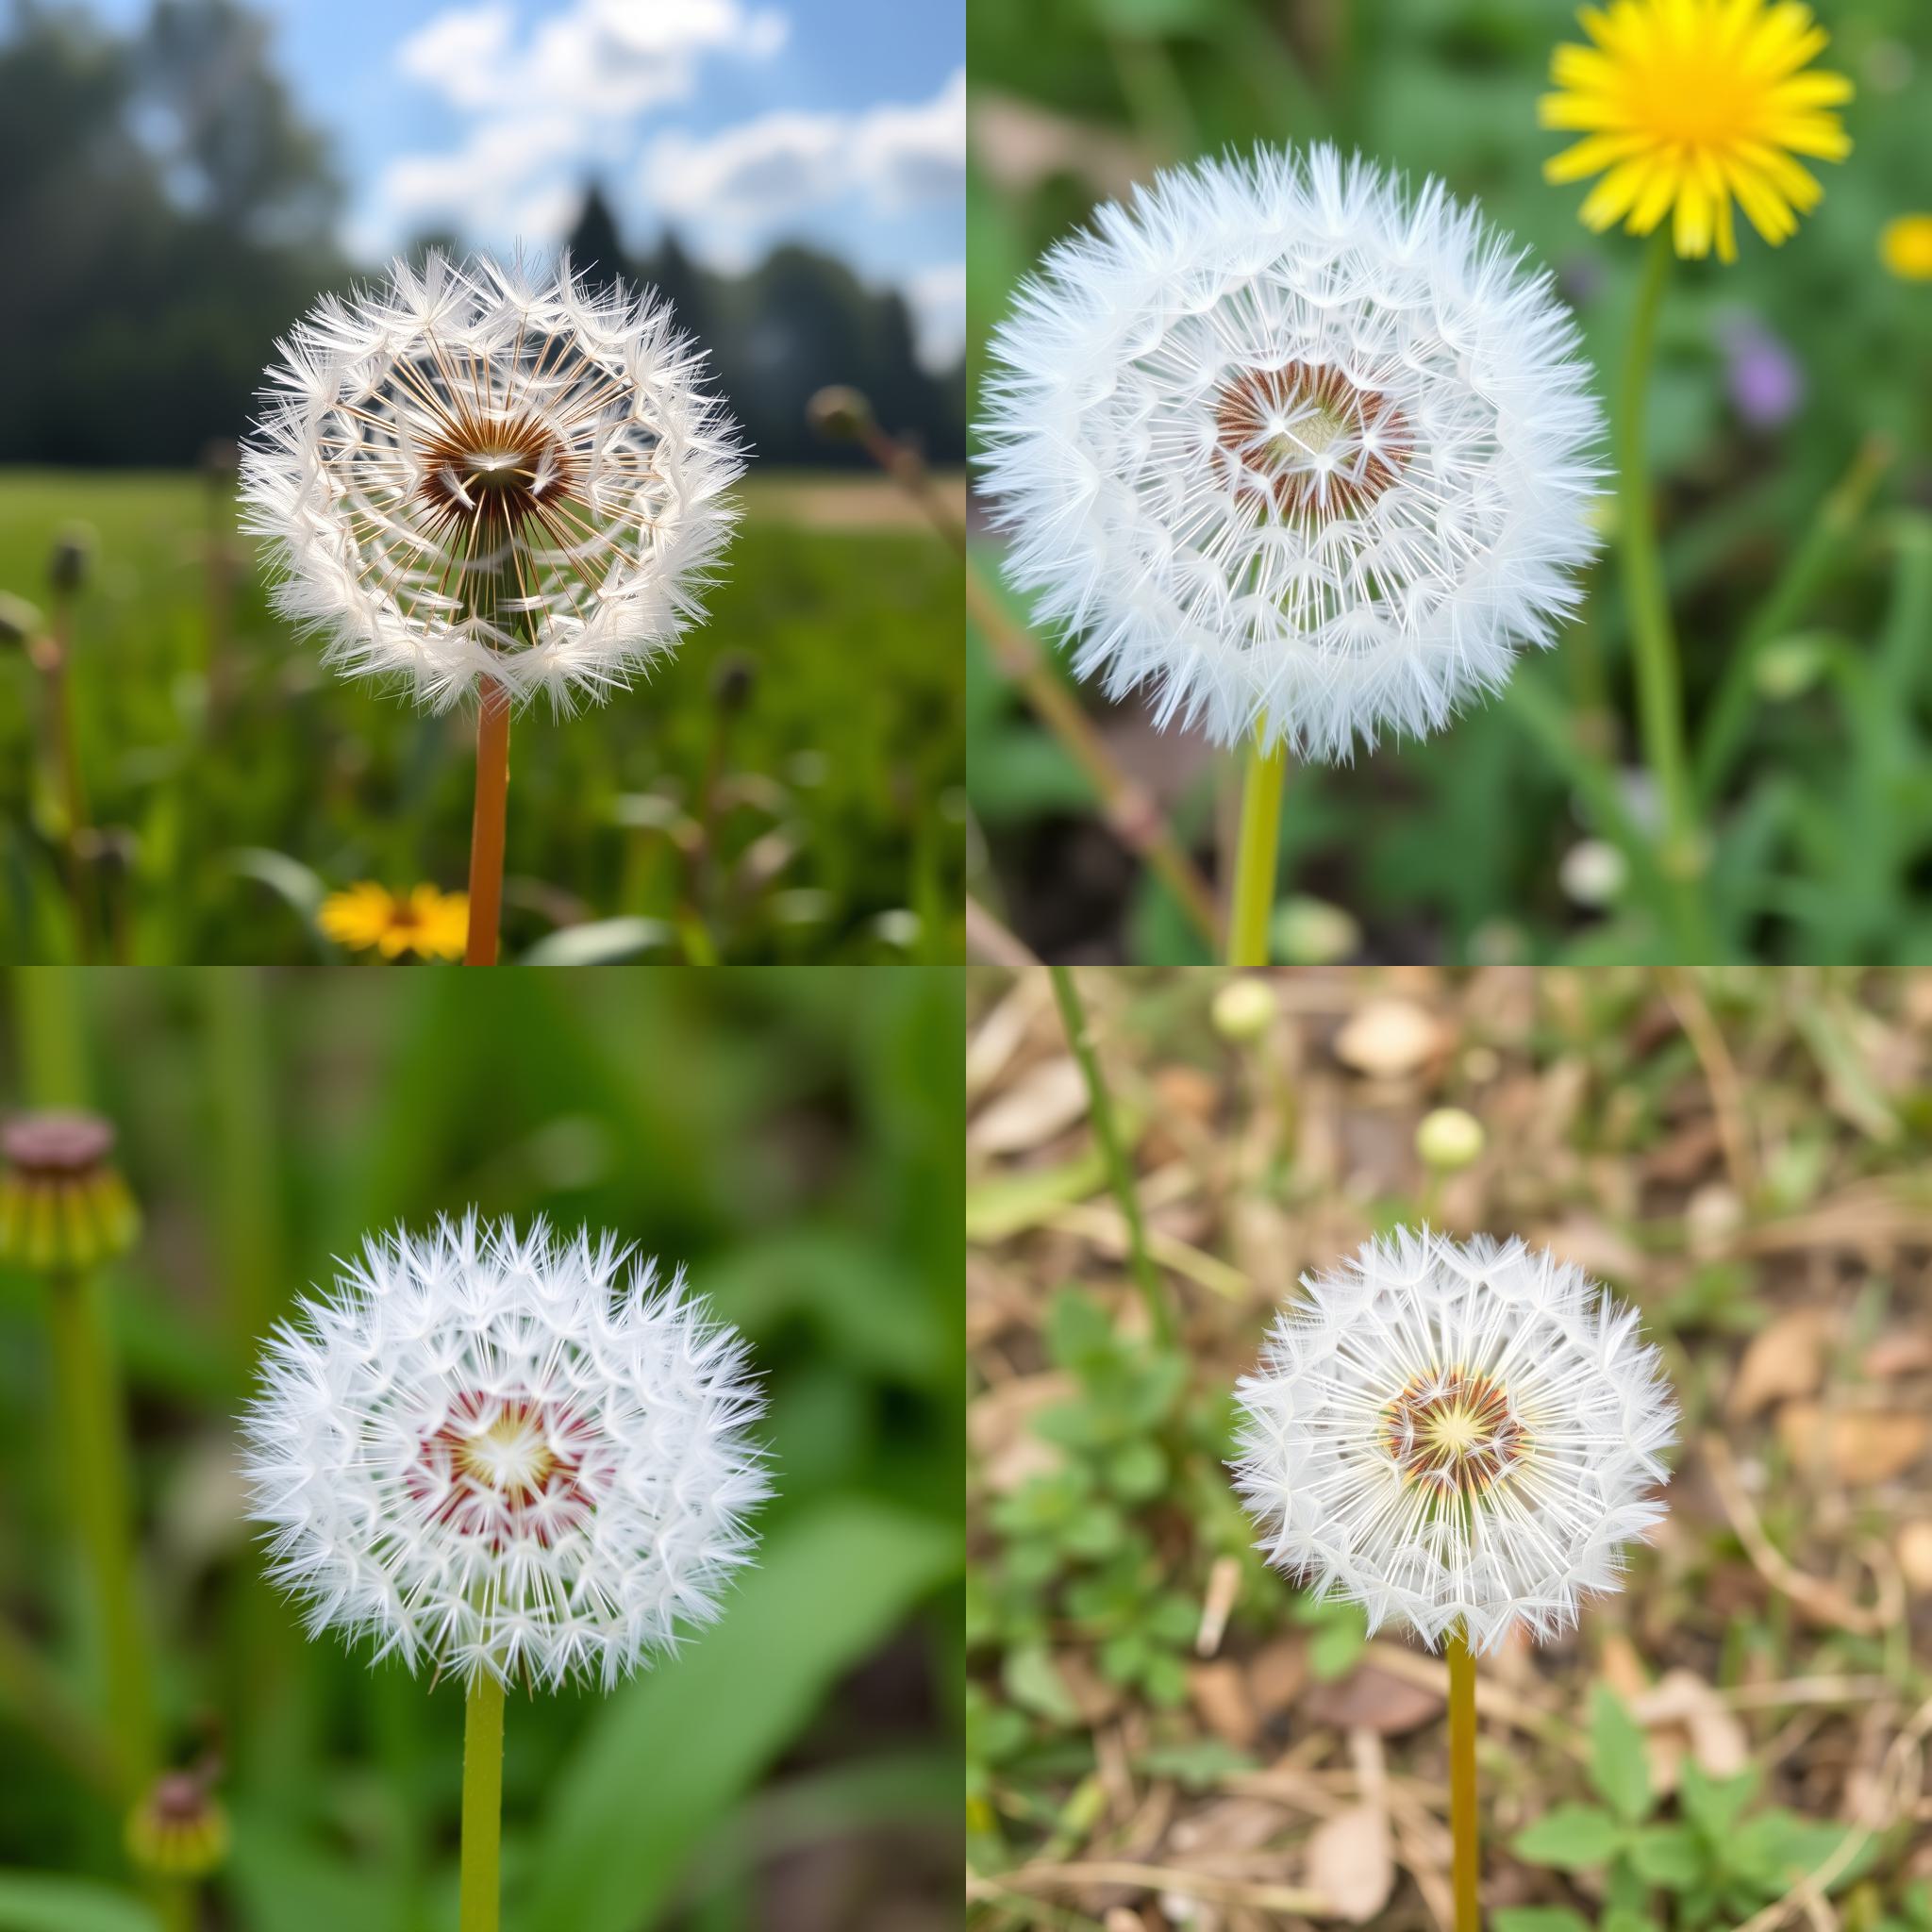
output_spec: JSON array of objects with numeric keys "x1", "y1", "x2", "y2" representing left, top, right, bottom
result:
[
  {"x1": 1880, "y1": 215, "x2": 1932, "y2": 281},
  {"x1": 319, "y1": 883, "x2": 469, "y2": 961},
  {"x1": 1541, "y1": 0, "x2": 1853, "y2": 263}
]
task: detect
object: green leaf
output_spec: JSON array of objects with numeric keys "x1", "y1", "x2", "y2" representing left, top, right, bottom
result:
[
  {"x1": 1678, "y1": 1761, "x2": 1758, "y2": 1839},
  {"x1": 0, "y1": 1877, "x2": 158, "y2": 1932},
  {"x1": 1630, "y1": 1824, "x2": 1706, "y2": 1890},
  {"x1": 1494, "y1": 1912, "x2": 1592, "y2": 1932},
  {"x1": 525, "y1": 1498, "x2": 958, "y2": 1932},
  {"x1": 1107, "y1": 1439, "x2": 1167, "y2": 1501},
  {"x1": 1307, "y1": 1609, "x2": 1367, "y2": 1682},
  {"x1": 1514, "y1": 1804, "x2": 1627, "y2": 1869},
  {"x1": 1589, "y1": 1684, "x2": 1653, "y2": 1824},
  {"x1": 1002, "y1": 1644, "x2": 1080, "y2": 1724}
]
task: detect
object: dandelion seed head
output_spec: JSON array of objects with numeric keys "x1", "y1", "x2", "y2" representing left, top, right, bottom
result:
[
  {"x1": 1231, "y1": 1227, "x2": 1675, "y2": 1653},
  {"x1": 976, "y1": 145, "x2": 1604, "y2": 761},
  {"x1": 239, "y1": 253, "x2": 744, "y2": 714},
  {"x1": 242, "y1": 1214, "x2": 770, "y2": 1690}
]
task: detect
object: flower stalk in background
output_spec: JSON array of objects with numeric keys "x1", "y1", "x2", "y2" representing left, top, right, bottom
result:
[
  {"x1": 242, "y1": 1216, "x2": 769, "y2": 1932},
  {"x1": 0, "y1": 1112, "x2": 157, "y2": 1804},
  {"x1": 1541, "y1": 0, "x2": 1852, "y2": 955},
  {"x1": 979, "y1": 146, "x2": 1602, "y2": 964},
  {"x1": 241, "y1": 255, "x2": 744, "y2": 965},
  {"x1": 1233, "y1": 1228, "x2": 1676, "y2": 1932},
  {"x1": 318, "y1": 882, "x2": 470, "y2": 961}
]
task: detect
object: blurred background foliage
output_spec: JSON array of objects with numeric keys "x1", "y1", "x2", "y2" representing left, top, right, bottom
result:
[
  {"x1": 0, "y1": 0, "x2": 966, "y2": 965},
  {"x1": 966, "y1": 964, "x2": 1932, "y2": 1930},
  {"x1": 964, "y1": 0, "x2": 1932, "y2": 965},
  {"x1": 0, "y1": 965, "x2": 963, "y2": 1932}
]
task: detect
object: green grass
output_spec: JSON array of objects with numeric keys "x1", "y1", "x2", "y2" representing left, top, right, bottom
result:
[{"x1": 0, "y1": 472, "x2": 964, "y2": 964}]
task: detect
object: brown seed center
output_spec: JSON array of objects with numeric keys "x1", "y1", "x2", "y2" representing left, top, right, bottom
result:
[
  {"x1": 1215, "y1": 361, "x2": 1412, "y2": 520},
  {"x1": 1384, "y1": 1367, "x2": 1526, "y2": 1497},
  {"x1": 416, "y1": 409, "x2": 574, "y2": 540}
]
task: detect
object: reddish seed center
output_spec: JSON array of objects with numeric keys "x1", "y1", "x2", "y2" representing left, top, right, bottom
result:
[
  {"x1": 1215, "y1": 361, "x2": 1412, "y2": 520},
  {"x1": 407, "y1": 1390, "x2": 609, "y2": 1548}
]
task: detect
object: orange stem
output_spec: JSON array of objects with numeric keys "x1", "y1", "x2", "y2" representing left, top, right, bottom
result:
[{"x1": 464, "y1": 678, "x2": 511, "y2": 965}]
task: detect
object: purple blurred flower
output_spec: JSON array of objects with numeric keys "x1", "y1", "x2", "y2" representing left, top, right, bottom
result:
[{"x1": 1717, "y1": 313, "x2": 1804, "y2": 429}]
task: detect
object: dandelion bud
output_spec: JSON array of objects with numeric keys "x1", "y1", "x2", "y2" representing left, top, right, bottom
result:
[
  {"x1": 47, "y1": 524, "x2": 95, "y2": 598},
  {"x1": 1274, "y1": 895, "x2": 1360, "y2": 966},
  {"x1": 807, "y1": 385, "x2": 874, "y2": 443},
  {"x1": 0, "y1": 1112, "x2": 141, "y2": 1274},
  {"x1": 1234, "y1": 1229, "x2": 1675, "y2": 1653},
  {"x1": 0, "y1": 591, "x2": 41, "y2": 649},
  {"x1": 126, "y1": 1772, "x2": 229, "y2": 1880},
  {"x1": 243, "y1": 1215, "x2": 770, "y2": 1690},
  {"x1": 709, "y1": 651, "x2": 757, "y2": 714},
  {"x1": 1416, "y1": 1107, "x2": 1486, "y2": 1172},
  {"x1": 1211, "y1": 975, "x2": 1277, "y2": 1042}
]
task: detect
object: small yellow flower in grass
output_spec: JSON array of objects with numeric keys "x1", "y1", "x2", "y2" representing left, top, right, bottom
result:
[
  {"x1": 320, "y1": 883, "x2": 468, "y2": 961},
  {"x1": 1880, "y1": 215, "x2": 1932, "y2": 281},
  {"x1": 1541, "y1": 0, "x2": 1852, "y2": 262}
]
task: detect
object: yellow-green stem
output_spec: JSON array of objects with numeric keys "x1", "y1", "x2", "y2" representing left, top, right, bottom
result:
[
  {"x1": 1227, "y1": 731, "x2": 1287, "y2": 966},
  {"x1": 1447, "y1": 1624, "x2": 1480, "y2": 1932},
  {"x1": 1617, "y1": 231, "x2": 1710, "y2": 958},
  {"x1": 1047, "y1": 965, "x2": 1174, "y2": 1350},
  {"x1": 458, "y1": 1672, "x2": 506, "y2": 1932},
  {"x1": 45, "y1": 1269, "x2": 157, "y2": 1797}
]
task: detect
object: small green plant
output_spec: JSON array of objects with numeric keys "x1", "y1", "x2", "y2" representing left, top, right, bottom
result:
[{"x1": 1508, "y1": 1687, "x2": 1879, "y2": 1932}]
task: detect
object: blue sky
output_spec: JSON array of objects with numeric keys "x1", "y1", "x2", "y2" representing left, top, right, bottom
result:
[{"x1": 84, "y1": 0, "x2": 964, "y2": 365}]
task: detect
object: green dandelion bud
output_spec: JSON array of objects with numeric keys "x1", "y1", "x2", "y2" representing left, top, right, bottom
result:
[
  {"x1": 1211, "y1": 975, "x2": 1277, "y2": 1042},
  {"x1": 1416, "y1": 1108, "x2": 1486, "y2": 1174},
  {"x1": 0, "y1": 1112, "x2": 141, "y2": 1274},
  {"x1": 126, "y1": 1772, "x2": 229, "y2": 1880},
  {"x1": 807, "y1": 385, "x2": 874, "y2": 442},
  {"x1": 48, "y1": 523, "x2": 96, "y2": 598}
]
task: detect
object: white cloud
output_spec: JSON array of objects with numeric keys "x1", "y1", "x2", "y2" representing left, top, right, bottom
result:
[
  {"x1": 905, "y1": 260, "x2": 965, "y2": 370},
  {"x1": 367, "y1": 0, "x2": 786, "y2": 248},
  {"x1": 642, "y1": 68, "x2": 964, "y2": 223},
  {"x1": 398, "y1": 0, "x2": 787, "y2": 119}
]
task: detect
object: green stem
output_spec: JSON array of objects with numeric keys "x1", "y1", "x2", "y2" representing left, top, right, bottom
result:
[
  {"x1": 458, "y1": 1672, "x2": 506, "y2": 1932},
  {"x1": 1227, "y1": 732, "x2": 1287, "y2": 966},
  {"x1": 45, "y1": 1269, "x2": 157, "y2": 1797},
  {"x1": 1446, "y1": 1624, "x2": 1480, "y2": 1932},
  {"x1": 1617, "y1": 231, "x2": 1710, "y2": 958},
  {"x1": 13, "y1": 968, "x2": 91, "y2": 1106},
  {"x1": 1046, "y1": 966, "x2": 1174, "y2": 1349}
]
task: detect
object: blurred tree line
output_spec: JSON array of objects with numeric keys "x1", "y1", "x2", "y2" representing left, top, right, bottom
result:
[{"x1": 0, "y1": 0, "x2": 964, "y2": 472}]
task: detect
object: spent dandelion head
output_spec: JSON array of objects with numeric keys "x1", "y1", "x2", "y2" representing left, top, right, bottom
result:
[
  {"x1": 242, "y1": 1215, "x2": 769, "y2": 1691},
  {"x1": 0, "y1": 1111, "x2": 141, "y2": 1274},
  {"x1": 240, "y1": 252, "x2": 744, "y2": 714},
  {"x1": 1541, "y1": 0, "x2": 1853, "y2": 263},
  {"x1": 319, "y1": 882, "x2": 470, "y2": 961},
  {"x1": 1232, "y1": 1227, "x2": 1675, "y2": 1654},
  {"x1": 977, "y1": 145, "x2": 1604, "y2": 762}
]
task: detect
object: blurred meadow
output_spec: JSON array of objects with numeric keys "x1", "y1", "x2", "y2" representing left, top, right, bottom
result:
[
  {"x1": 966, "y1": 965, "x2": 1932, "y2": 1928},
  {"x1": 965, "y1": 0, "x2": 1932, "y2": 965},
  {"x1": 0, "y1": 0, "x2": 968, "y2": 966},
  {"x1": 0, "y1": 964, "x2": 963, "y2": 1931}
]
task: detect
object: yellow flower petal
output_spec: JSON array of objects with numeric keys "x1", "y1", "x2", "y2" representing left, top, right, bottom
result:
[
  {"x1": 1538, "y1": 0, "x2": 1850, "y2": 262},
  {"x1": 1880, "y1": 215, "x2": 1932, "y2": 281}
]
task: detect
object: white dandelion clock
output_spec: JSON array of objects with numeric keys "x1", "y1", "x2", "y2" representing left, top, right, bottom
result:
[
  {"x1": 242, "y1": 1215, "x2": 770, "y2": 1692},
  {"x1": 1231, "y1": 1227, "x2": 1674, "y2": 1654},
  {"x1": 239, "y1": 252, "x2": 744, "y2": 715},
  {"x1": 978, "y1": 145, "x2": 1604, "y2": 763}
]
